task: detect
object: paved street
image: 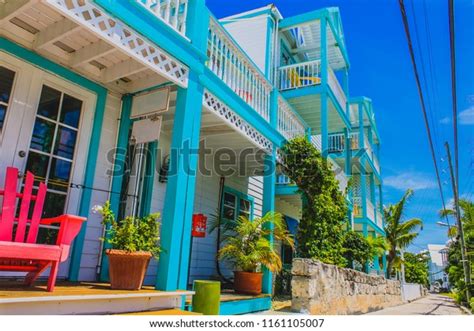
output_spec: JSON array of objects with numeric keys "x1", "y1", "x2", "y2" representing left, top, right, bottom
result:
[{"x1": 368, "y1": 294, "x2": 466, "y2": 315}]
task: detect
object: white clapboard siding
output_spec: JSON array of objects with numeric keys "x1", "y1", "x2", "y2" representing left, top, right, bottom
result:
[{"x1": 221, "y1": 15, "x2": 270, "y2": 76}]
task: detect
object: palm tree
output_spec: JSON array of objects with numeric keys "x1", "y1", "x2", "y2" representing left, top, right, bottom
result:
[
  {"x1": 439, "y1": 199, "x2": 474, "y2": 238},
  {"x1": 384, "y1": 189, "x2": 423, "y2": 277},
  {"x1": 367, "y1": 235, "x2": 389, "y2": 268}
]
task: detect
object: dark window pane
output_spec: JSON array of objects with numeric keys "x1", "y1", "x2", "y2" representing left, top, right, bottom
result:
[
  {"x1": 54, "y1": 125, "x2": 77, "y2": 159},
  {"x1": 42, "y1": 191, "x2": 66, "y2": 218},
  {"x1": 60, "y1": 94, "x2": 82, "y2": 128},
  {"x1": 36, "y1": 227, "x2": 59, "y2": 245},
  {"x1": 38, "y1": 85, "x2": 61, "y2": 120},
  {"x1": 223, "y1": 206, "x2": 235, "y2": 220},
  {"x1": 240, "y1": 199, "x2": 250, "y2": 213},
  {"x1": 25, "y1": 151, "x2": 49, "y2": 181},
  {"x1": 223, "y1": 192, "x2": 236, "y2": 208},
  {"x1": 0, "y1": 66, "x2": 15, "y2": 104},
  {"x1": 30, "y1": 118, "x2": 55, "y2": 153},
  {"x1": 48, "y1": 158, "x2": 72, "y2": 192},
  {"x1": 0, "y1": 104, "x2": 6, "y2": 132}
]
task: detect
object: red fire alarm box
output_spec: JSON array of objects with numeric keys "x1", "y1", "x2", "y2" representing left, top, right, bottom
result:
[{"x1": 192, "y1": 214, "x2": 207, "y2": 238}]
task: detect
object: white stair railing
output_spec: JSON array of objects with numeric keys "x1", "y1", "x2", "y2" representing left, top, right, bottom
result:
[
  {"x1": 277, "y1": 96, "x2": 306, "y2": 140},
  {"x1": 328, "y1": 133, "x2": 345, "y2": 153},
  {"x1": 138, "y1": 0, "x2": 189, "y2": 36},
  {"x1": 328, "y1": 66, "x2": 347, "y2": 111},
  {"x1": 328, "y1": 157, "x2": 348, "y2": 193},
  {"x1": 207, "y1": 17, "x2": 272, "y2": 122},
  {"x1": 279, "y1": 60, "x2": 321, "y2": 91}
]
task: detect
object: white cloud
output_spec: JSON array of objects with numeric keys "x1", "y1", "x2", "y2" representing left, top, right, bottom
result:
[
  {"x1": 459, "y1": 106, "x2": 474, "y2": 125},
  {"x1": 439, "y1": 117, "x2": 451, "y2": 124},
  {"x1": 384, "y1": 172, "x2": 437, "y2": 191},
  {"x1": 439, "y1": 106, "x2": 474, "y2": 125}
]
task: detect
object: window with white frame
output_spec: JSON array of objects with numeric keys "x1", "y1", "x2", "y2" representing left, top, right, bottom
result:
[{"x1": 0, "y1": 66, "x2": 16, "y2": 135}]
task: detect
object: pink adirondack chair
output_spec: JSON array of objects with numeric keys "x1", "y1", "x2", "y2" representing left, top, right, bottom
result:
[{"x1": 0, "y1": 167, "x2": 86, "y2": 291}]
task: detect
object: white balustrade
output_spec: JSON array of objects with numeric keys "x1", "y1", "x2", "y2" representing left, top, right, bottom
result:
[
  {"x1": 207, "y1": 17, "x2": 272, "y2": 122},
  {"x1": 376, "y1": 209, "x2": 384, "y2": 229},
  {"x1": 279, "y1": 60, "x2": 321, "y2": 91},
  {"x1": 277, "y1": 96, "x2": 306, "y2": 140},
  {"x1": 276, "y1": 174, "x2": 292, "y2": 185},
  {"x1": 328, "y1": 66, "x2": 347, "y2": 111},
  {"x1": 366, "y1": 199, "x2": 375, "y2": 223},
  {"x1": 328, "y1": 133, "x2": 345, "y2": 153},
  {"x1": 138, "y1": 0, "x2": 189, "y2": 36}
]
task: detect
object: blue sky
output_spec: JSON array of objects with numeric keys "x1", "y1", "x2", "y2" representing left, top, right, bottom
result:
[{"x1": 206, "y1": 0, "x2": 474, "y2": 252}]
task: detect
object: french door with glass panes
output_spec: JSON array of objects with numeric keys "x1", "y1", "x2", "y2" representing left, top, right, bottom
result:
[{"x1": 0, "y1": 53, "x2": 96, "y2": 278}]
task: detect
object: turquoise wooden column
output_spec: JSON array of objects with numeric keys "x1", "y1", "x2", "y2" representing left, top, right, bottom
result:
[
  {"x1": 320, "y1": 16, "x2": 329, "y2": 158},
  {"x1": 156, "y1": 71, "x2": 203, "y2": 291},
  {"x1": 99, "y1": 94, "x2": 133, "y2": 282},
  {"x1": 343, "y1": 68, "x2": 350, "y2": 117},
  {"x1": 156, "y1": 0, "x2": 208, "y2": 291},
  {"x1": 262, "y1": 149, "x2": 276, "y2": 294},
  {"x1": 362, "y1": 223, "x2": 369, "y2": 273}
]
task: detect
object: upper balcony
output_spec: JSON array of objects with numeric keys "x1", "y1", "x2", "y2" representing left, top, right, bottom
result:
[{"x1": 276, "y1": 8, "x2": 351, "y2": 139}]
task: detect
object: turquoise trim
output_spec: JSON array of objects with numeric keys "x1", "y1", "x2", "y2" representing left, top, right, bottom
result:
[
  {"x1": 0, "y1": 37, "x2": 108, "y2": 282},
  {"x1": 275, "y1": 185, "x2": 299, "y2": 196},
  {"x1": 262, "y1": 151, "x2": 276, "y2": 294},
  {"x1": 156, "y1": 71, "x2": 204, "y2": 291},
  {"x1": 99, "y1": 94, "x2": 133, "y2": 282},
  {"x1": 320, "y1": 17, "x2": 328, "y2": 158},
  {"x1": 327, "y1": 88, "x2": 351, "y2": 129},
  {"x1": 221, "y1": 186, "x2": 255, "y2": 221},
  {"x1": 280, "y1": 84, "x2": 324, "y2": 99},
  {"x1": 93, "y1": 0, "x2": 206, "y2": 72},
  {"x1": 219, "y1": 296, "x2": 271, "y2": 315},
  {"x1": 279, "y1": 8, "x2": 327, "y2": 30}
]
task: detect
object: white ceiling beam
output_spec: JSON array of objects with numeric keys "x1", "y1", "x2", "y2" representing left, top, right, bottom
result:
[
  {"x1": 70, "y1": 40, "x2": 115, "y2": 68},
  {"x1": 33, "y1": 18, "x2": 81, "y2": 50},
  {"x1": 0, "y1": 0, "x2": 37, "y2": 24},
  {"x1": 101, "y1": 59, "x2": 147, "y2": 83}
]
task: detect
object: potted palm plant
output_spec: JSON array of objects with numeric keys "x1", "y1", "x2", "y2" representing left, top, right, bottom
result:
[
  {"x1": 217, "y1": 212, "x2": 294, "y2": 295},
  {"x1": 94, "y1": 201, "x2": 161, "y2": 290}
]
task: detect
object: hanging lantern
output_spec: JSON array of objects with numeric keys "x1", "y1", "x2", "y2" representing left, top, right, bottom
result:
[{"x1": 192, "y1": 214, "x2": 207, "y2": 238}]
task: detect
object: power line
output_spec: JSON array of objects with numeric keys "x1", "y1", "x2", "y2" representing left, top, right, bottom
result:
[
  {"x1": 448, "y1": 0, "x2": 459, "y2": 193},
  {"x1": 398, "y1": 0, "x2": 451, "y2": 227}
]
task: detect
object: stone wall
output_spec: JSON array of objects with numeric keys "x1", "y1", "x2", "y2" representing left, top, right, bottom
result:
[{"x1": 291, "y1": 259, "x2": 402, "y2": 314}]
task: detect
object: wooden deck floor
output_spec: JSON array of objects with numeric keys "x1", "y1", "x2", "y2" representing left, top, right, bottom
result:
[{"x1": 0, "y1": 281, "x2": 164, "y2": 298}]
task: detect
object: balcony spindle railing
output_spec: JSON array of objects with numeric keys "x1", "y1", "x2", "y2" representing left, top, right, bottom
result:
[
  {"x1": 366, "y1": 199, "x2": 375, "y2": 223},
  {"x1": 328, "y1": 133, "x2": 345, "y2": 153},
  {"x1": 277, "y1": 96, "x2": 306, "y2": 140},
  {"x1": 139, "y1": 0, "x2": 188, "y2": 36},
  {"x1": 279, "y1": 60, "x2": 321, "y2": 91},
  {"x1": 311, "y1": 135, "x2": 322, "y2": 152},
  {"x1": 207, "y1": 17, "x2": 272, "y2": 122}
]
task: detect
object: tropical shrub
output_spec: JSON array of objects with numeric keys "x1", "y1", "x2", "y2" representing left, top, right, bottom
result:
[
  {"x1": 342, "y1": 231, "x2": 371, "y2": 267},
  {"x1": 403, "y1": 252, "x2": 429, "y2": 287},
  {"x1": 95, "y1": 201, "x2": 161, "y2": 258},
  {"x1": 217, "y1": 212, "x2": 294, "y2": 273},
  {"x1": 281, "y1": 137, "x2": 348, "y2": 266}
]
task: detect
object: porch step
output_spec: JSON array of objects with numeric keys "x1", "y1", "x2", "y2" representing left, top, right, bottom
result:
[
  {"x1": 0, "y1": 282, "x2": 194, "y2": 315},
  {"x1": 121, "y1": 309, "x2": 202, "y2": 315}
]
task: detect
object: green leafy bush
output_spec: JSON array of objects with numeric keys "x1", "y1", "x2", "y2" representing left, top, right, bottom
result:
[
  {"x1": 342, "y1": 231, "x2": 371, "y2": 267},
  {"x1": 95, "y1": 201, "x2": 161, "y2": 258},
  {"x1": 281, "y1": 137, "x2": 348, "y2": 266}
]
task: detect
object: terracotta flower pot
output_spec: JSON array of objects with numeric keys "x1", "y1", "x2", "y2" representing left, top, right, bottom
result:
[
  {"x1": 106, "y1": 249, "x2": 152, "y2": 290},
  {"x1": 234, "y1": 271, "x2": 263, "y2": 295}
]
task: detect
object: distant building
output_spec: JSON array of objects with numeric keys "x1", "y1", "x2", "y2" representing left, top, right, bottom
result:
[{"x1": 427, "y1": 244, "x2": 450, "y2": 291}]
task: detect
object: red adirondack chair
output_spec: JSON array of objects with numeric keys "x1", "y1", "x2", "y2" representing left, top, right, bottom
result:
[{"x1": 0, "y1": 167, "x2": 86, "y2": 292}]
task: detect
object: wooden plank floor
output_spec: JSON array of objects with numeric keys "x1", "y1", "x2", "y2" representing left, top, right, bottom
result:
[
  {"x1": 122, "y1": 309, "x2": 202, "y2": 315},
  {"x1": 185, "y1": 289, "x2": 270, "y2": 305},
  {"x1": 0, "y1": 281, "x2": 164, "y2": 298}
]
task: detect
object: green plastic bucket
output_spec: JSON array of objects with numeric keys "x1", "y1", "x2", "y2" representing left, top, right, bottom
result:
[{"x1": 192, "y1": 280, "x2": 221, "y2": 315}]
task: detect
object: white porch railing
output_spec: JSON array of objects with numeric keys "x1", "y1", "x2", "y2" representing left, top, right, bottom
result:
[
  {"x1": 276, "y1": 174, "x2": 293, "y2": 185},
  {"x1": 376, "y1": 209, "x2": 384, "y2": 229},
  {"x1": 138, "y1": 0, "x2": 189, "y2": 36},
  {"x1": 366, "y1": 199, "x2": 375, "y2": 223},
  {"x1": 207, "y1": 17, "x2": 272, "y2": 122},
  {"x1": 328, "y1": 66, "x2": 347, "y2": 112},
  {"x1": 279, "y1": 60, "x2": 321, "y2": 91},
  {"x1": 278, "y1": 96, "x2": 306, "y2": 140},
  {"x1": 353, "y1": 197, "x2": 362, "y2": 218},
  {"x1": 328, "y1": 133, "x2": 345, "y2": 153},
  {"x1": 311, "y1": 135, "x2": 322, "y2": 152}
]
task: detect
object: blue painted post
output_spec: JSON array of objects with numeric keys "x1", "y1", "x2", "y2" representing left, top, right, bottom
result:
[
  {"x1": 343, "y1": 68, "x2": 350, "y2": 117},
  {"x1": 320, "y1": 16, "x2": 329, "y2": 158},
  {"x1": 156, "y1": 72, "x2": 204, "y2": 291},
  {"x1": 344, "y1": 127, "x2": 353, "y2": 229},
  {"x1": 99, "y1": 94, "x2": 133, "y2": 282},
  {"x1": 382, "y1": 254, "x2": 387, "y2": 276},
  {"x1": 362, "y1": 223, "x2": 369, "y2": 273},
  {"x1": 262, "y1": 149, "x2": 276, "y2": 294}
]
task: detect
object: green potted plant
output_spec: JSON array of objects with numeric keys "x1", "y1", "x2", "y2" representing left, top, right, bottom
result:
[
  {"x1": 94, "y1": 201, "x2": 161, "y2": 290},
  {"x1": 217, "y1": 211, "x2": 294, "y2": 295}
]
